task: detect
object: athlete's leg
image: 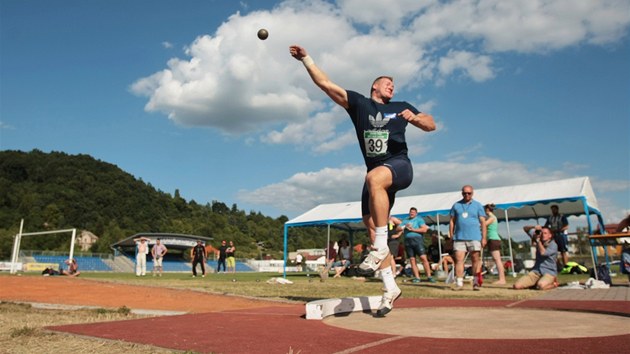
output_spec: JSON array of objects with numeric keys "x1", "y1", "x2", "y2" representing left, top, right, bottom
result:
[
  {"x1": 365, "y1": 159, "x2": 411, "y2": 316},
  {"x1": 375, "y1": 253, "x2": 401, "y2": 317},
  {"x1": 366, "y1": 166, "x2": 393, "y2": 229},
  {"x1": 362, "y1": 214, "x2": 375, "y2": 245}
]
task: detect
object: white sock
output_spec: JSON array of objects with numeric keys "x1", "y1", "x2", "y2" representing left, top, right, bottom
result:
[
  {"x1": 456, "y1": 277, "x2": 464, "y2": 287},
  {"x1": 381, "y1": 267, "x2": 398, "y2": 292},
  {"x1": 374, "y1": 226, "x2": 388, "y2": 249}
]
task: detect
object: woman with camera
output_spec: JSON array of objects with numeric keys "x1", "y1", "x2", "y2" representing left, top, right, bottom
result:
[{"x1": 513, "y1": 225, "x2": 558, "y2": 290}]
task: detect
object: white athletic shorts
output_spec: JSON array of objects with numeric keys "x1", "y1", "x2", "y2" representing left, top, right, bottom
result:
[{"x1": 453, "y1": 240, "x2": 482, "y2": 252}]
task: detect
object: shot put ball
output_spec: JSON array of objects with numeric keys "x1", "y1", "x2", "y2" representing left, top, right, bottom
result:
[{"x1": 257, "y1": 28, "x2": 269, "y2": 40}]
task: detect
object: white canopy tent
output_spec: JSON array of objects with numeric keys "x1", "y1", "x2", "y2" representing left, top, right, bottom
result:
[{"x1": 282, "y1": 176, "x2": 605, "y2": 276}]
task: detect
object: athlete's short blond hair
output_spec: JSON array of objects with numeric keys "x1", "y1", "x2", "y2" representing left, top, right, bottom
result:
[{"x1": 370, "y1": 76, "x2": 393, "y2": 94}]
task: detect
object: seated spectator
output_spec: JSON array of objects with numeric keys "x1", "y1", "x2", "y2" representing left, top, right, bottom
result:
[
  {"x1": 343, "y1": 244, "x2": 374, "y2": 278},
  {"x1": 393, "y1": 242, "x2": 406, "y2": 276},
  {"x1": 61, "y1": 258, "x2": 80, "y2": 277},
  {"x1": 42, "y1": 267, "x2": 59, "y2": 276},
  {"x1": 319, "y1": 240, "x2": 337, "y2": 281},
  {"x1": 333, "y1": 239, "x2": 352, "y2": 278},
  {"x1": 513, "y1": 226, "x2": 557, "y2": 290},
  {"x1": 359, "y1": 243, "x2": 370, "y2": 263},
  {"x1": 427, "y1": 233, "x2": 454, "y2": 273}
]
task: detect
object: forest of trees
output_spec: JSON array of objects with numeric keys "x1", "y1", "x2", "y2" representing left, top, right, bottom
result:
[{"x1": 0, "y1": 150, "x2": 361, "y2": 260}]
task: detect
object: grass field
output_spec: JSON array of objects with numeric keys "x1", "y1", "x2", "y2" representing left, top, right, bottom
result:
[
  {"x1": 76, "y1": 270, "x2": 611, "y2": 301},
  {"x1": 1, "y1": 270, "x2": 625, "y2": 354},
  {"x1": 0, "y1": 302, "x2": 177, "y2": 354}
]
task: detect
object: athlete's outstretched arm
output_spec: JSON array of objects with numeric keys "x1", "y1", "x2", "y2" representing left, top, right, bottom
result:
[
  {"x1": 398, "y1": 109, "x2": 436, "y2": 132},
  {"x1": 290, "y1": 45, "x2": 349, "y2": 109}
]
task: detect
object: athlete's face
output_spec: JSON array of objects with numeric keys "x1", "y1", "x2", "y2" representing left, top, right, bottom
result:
[{"x1": 372, "y1": 77, "x2": 394, "y2": 102}]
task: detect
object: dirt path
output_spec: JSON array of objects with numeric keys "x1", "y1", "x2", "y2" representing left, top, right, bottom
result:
[{"x1": 0, "y1": 276, "x2": 287, "y2": 313}]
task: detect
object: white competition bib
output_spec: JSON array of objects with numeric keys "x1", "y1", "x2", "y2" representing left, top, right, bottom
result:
[{"x1": 364, "y1": 130, "x2": 389, "y2": 157}]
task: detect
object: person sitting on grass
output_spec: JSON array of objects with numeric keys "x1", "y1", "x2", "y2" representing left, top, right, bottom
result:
[
  {"x1": 427, "y1": 232, "x2": 454, "y2": 274},
  {"x1": 61, "y1": 258, "x2": 80, "y2": 277},
  {"x1": 319, "y1": 240, "x2": 337, "y2": 281},
  {"x1": 513, "y1": 226, "x2": 558, "y2": 290},
  {"x1": 333, "y1": 239, "x2": 352, "y2": 278},
  {"x1": 42, "y1": 267, "x2": 59, "y2": 276}
]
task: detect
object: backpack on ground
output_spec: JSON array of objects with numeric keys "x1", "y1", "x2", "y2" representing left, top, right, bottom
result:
[{"x1": 589, "y1": 264, "x2": 612, "y2": 285}]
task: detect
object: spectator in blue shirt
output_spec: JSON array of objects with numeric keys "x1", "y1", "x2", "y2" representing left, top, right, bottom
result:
[
  {"x1": 514, "y1": 225, "x2": 558, "y2": 290},
  {"x1": 449, "y1": 185, "x2": 487, "y2": 291}
]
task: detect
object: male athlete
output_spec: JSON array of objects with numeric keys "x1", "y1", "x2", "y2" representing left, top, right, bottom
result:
[{"x1": 290, "y1": 45, "x2": 436, "y2": 316}]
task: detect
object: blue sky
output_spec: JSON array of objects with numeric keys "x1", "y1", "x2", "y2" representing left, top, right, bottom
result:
[{"x1": 2, "y1": 0, "x2": 629, "y2": 236}]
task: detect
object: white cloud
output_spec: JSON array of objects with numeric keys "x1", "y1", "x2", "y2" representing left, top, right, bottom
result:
[
  {"x1": 438, "y1": 50, "x2": 495, "y2": 82},
  {"x1": 337, "y1": 0, "x2": 435, "y2": 33},
  {"x1": 131, "y1": 0, "x2": 630, "y2": 148},
  {"x1": 238, "y1": 157, "x2": 629, "y2": 227},
  {"x1": 260, "y1": 109, "x2": 345, "y2": 146},
  {"x1": 313, "y1": 129, "x2": 356, "y2": 154},
  {"x1": 237, "y1": 165, "x2": 366, "y2": 212},
  {"x1": 418, "y1": 99, "x2": 437, "y2": 113},
  {"x1": 411, "y1": 0, "x2": 630, "y2": 53},
  {"x1": 590, "y1": 178, "x2": 630, "y2": 193},
  {"x1": 444, "y1": 143, "x2": 485, "y2": 161},
  {"x1": 0, "y1": 121, "x2": 14, "y2": 130},
  {"x1": 596, "y1": 197, "x2": 630, "y2": 225},
  {"x1": 238, "y1": 158, "x2": 566, "y2": 213},
  {"x1": 162, "y1": 41, "x2": 174, "y2": 49}
]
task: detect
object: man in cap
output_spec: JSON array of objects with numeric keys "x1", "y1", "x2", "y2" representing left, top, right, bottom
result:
[{"x1": 134, "y1": 236, "x2": 150, "y2": 276}]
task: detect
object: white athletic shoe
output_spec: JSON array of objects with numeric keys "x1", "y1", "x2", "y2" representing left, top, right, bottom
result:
[
  {"x1": 359, "y1": 248, "x2": 389, "y2": 272},
  {"x1": 375, "y1": 287, "x2": 402, "y2": 317}
]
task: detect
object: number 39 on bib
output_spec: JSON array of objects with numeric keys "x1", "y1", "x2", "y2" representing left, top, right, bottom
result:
[{"x1": 364, "y1": 130, "x2": 389, "y2": 157}]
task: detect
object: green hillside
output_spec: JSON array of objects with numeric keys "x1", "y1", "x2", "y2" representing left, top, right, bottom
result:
[{"x1": 0, "y1": 150, "x2": 352, "y2": 259}]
